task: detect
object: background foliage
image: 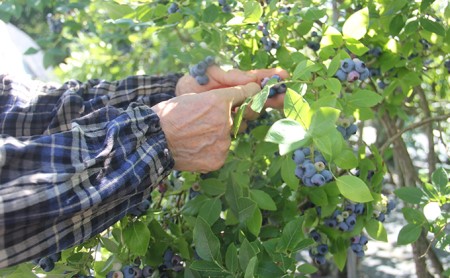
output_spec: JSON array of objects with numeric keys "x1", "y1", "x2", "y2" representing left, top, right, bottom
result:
[{"x1": 0, "y1": 0, "x2": 449, "y2": 277}]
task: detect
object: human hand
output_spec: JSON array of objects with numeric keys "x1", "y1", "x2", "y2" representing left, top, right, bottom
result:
[
  {"x1": 152, "y1": 82, "x2": 261, "y2": 173},
  {"x1": 175, "y1": 66, "x2": 289, "y2": 109}
]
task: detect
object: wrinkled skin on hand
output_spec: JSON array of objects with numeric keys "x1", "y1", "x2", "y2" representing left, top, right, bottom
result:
[{"x1": 153, "y1": 82, "x2": 261, "y2": 173}]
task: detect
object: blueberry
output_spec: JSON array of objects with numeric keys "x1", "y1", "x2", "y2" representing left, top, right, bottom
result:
[
  {"x1": 347, "y1": 70, "x2": 360, "y2": 82},
  {"x1": 168, "y1": 3, "x2": 179, "y2": 14},
  {"x1": 39, "y1": 257, "x2": 55, "y2": 272},
  {"x1": 341, "y1": 58, "x2": 355, "y2": 73},
  {"x1": 359, "y1": 235, "x2": 368, "y2": 245},
  {"x1": 222, "y1": 4, "x2": 231, "y2": 13},
  {"x1": 369, "y1": 46, "x2": 382, "y2": 57},
  {"x1": 324, "y1": 218, "x2": 337, "y2": 228},
  {"x1": 195, "y1": 75, "x2": 209, "y2": 85},
  {"x1": 377, "y1": 212, "x2": 386, "y2": 222},
  {"x1": 378, "y1": 80, "x2": 386, "y2": 89},
  {"x1": 321, "y1": 170, "x2": 333, "y2": 182},
  {"x1": 307, "y1": 41, "x2": 320, "y2": 51},
  {"x1": 313, "y1": 255, "x2": 327, "y2": 265},
  {"x1": 346, "y1": 214, "x2": 357, "y2": 226},
  {"x1": 334, "y1": 69, "x2": 347, "y2": 81},
  {"x1": 277, "y1": 83, "x2": 287, "y2": 93},
  {"x1": 311, "y1": 173, "x2": 325, "y2": 186},
  {"x1": 351, "y1": 243, "x2": 362, "y2": 253},
  {"x1": 346, "y1": 124, "x2": 358, "y2": 136},
  {"x1": 369, "y1": 68, "x2": 381, "y2": 77},
  {"x1": 268, "y1": 87, "x2": 277, "y2": 97},
  {"x1": 205, "y1": 56, "x2": 215, "y2": 66},
  {"x1": 317, "y1": 244, "x2": 328, "y2": 255},
  {"x1": 353, "y1": 58, "x2": 367, "y2": 73},
  {"x1": 218, "y1": 0, "x2": 226, "y2": 5},
  {"x1": 295, "y1": 165, "x2": 305, "y2": 179},
  {"x1": 122, "y1": 265, "x2": 135, "y2": 278},
  {"x1": 302, "y1": 176, "x2": 314, "y2": 187},
  {"x1": 387, "y1": 200, "x2": 396, "y2": 213},
  {"x1": 337, "y1": 125, "x2": 347, "y2": 138},
  {"x1": 355, "y1": 250, "x2": 365, "y2": 258},
  {"x1": 128, "y1": 207, "x2": 143, "y2": 217},
  {"x1": 301, "y1": 147, "x2": 311, "y2": 156},
  {"x1": 338, "y1": 222, "x2": 349, "y2": 232},
  {"x1": 359, "y1": 68, "x2": 370, "y2": 81},
  {"x1": 311, "y1": 31, "x2": 318, "y2": 37},
  {"x1": 293, "y1": 149, "x2": 306, "y2": 165},
  {"x1": 163, "y1": 249, "x2": 174, "y2": 267},
  {"x1": 142, "y1": 266, "x2": 154, "y2": 277},
  {"x1": 314, "y1": 154, "x2": 327, "y2": 164},
  {"x1": 310, "y1": 230, "x2": 321, "y2": 242},
  {"x1": 354, "y1": 203, "x2": 365, "y2": 215},
  {"x1": 303, "y1": 162, "x2": 317, "y2": 178},
  {"x1": 137, "y1": 199, "x2": 151, "y2": 212},
  {"x1": 106, "y1": 271, "x2": 124, "y2": 278},
  {"x1": 345, "y1": 203, "x2": 355, "y2": 212}
]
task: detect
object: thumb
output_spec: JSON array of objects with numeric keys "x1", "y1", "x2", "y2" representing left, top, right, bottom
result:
[{"x1": 215, "y1": 82, "x2": 261, "y2": 107}]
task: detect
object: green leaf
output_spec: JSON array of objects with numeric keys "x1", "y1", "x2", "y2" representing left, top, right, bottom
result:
[
  {"x1": 251, "y1": 86, "x2": 269, "y2": 113},
  {"x1": 365, "y1": 219, "x2": 388, "y2": 242},
  {"x1": 193, "y1": 217, "x2": 221, "y2": 262},
  {"x1": 24, "y1": 47, "x2": 39, "y2": 55},
  {"x1": 402, "y1": 207, "x2": 427, "y2": 225},
  {"x1": 225, "y1": 243, "x2": 239, "y2": 273},
  {"x1": 239, "y1": 239, "x2": 258, "y2": 270},
  {"x1": 238, "y1": 197, "x2": 258, "y2": 224},
  {"x1": 394, "y1": 187, "x2": 424, "y2": 204},
  {"x1": 284, "y1": 88, "x2": 311, "y2": 129},
  {"x1": 225, "y1": 181, "x2": 243, "y2": 217},
  {"x1": 202, "y1": 5, "x2": 219, "y2": 23},
  {"x1": 250, "y1": 189, "x2": 277, "y2": 211},
  {"x1": 198, "y1": 198, "x2": 222, "y2": 226},
  {"x1": 281, "y1": 156, "x2": 299, "y2": 190},
  {"x1": 420, "y1": 18, "x2": 445, "y2": 36},
  {"x1": 348, "y1": 90, "x2": 383, "y2": 108},
  {"x1": 342, "y1": 7, "x2": 369, "y2": 40},
  {"x1": 333, "y1": 148, "x2": 358, "y2": 170},
  {"x1": 233, "y1": 98, "x2": 251, "y2": 137},
  {"x1": 322, "y1": 26, "x2": 343, "y2": 48},
  {"x1": 101, "y1": 2, "x2": 134, "y2": 20},
  {"x1": 244, "y1": 257, "x2": 258, "y2": 278},
  {"x1": 389, "y1": 14, "x2": 404, "y2": 36},
  {"x1": 189, "y1": 260, "x2": 225, "y2": 275},
  {"x1": 122, "y1": 221, "x2": 150, "y2": 256},
  {"x1": 100, "y1": 237, "x2": 119, "y2": 253},
  {"x1": 297, "y1": 263, "x2": 318, "y2": 274},
  {"x1": 397, "y1": 224, "x2": 422, "y2": 245},
  {"x1": 265, "y1": 119, "x2": 307, "y2": 145},
  {"x1": 247, "y1": 207, "x2": 262, "y2": 237},
  {"x1": 336, "y1": 176, "x2": 373, "y2": 203},
  {"x1": 309, "y1": 107, "x2": 341, "y2": 137},
  {"x1": 243, "y1": 1, "x2": 263, "y2": 23},
  {"x1": 277, "y1": 217, "x2": 304, "y2": 252},
  {"x1": 420, "y1": 0, "x2": 436, "y2": 12},
  {"x1": 199, "y1": 178, "x2": 226, "y2": 196},
  {"x1": 345, "y1": 38, "x2": 369, "y2": 56},
  {"x1": 431, "y1": 168, "x2": 448, "y2": 193},
  {"x1": 292, "y1": 60, "x2": 322, "y2": 80},
  {"x1": 325, "y1": 78, "x2": 342, "y2": 94},
  {"x1": 307, "y1": 187, "x2": 328, "y2": 206}
]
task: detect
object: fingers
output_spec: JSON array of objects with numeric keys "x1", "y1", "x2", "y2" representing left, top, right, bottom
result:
[
  {"x1": 209, "y1": 66, "x2": 290, "y2": 87},
  {"x1": 213, "y1": 82, "x2": 262, "y2": 107}
]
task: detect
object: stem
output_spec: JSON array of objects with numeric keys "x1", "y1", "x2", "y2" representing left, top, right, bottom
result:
[{"x1": 380, "y1": 113, "x2": 450, "y2": 154}]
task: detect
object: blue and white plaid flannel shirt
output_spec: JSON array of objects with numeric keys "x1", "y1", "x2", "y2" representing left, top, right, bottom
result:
[{"x1": 0, "y1": 73, "x2": 182, "y2": 268}]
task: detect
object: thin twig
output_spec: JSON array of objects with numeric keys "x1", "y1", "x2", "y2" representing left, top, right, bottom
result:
[{"x1": 380, "y1": 113, "x2": 450, "y2": 154}]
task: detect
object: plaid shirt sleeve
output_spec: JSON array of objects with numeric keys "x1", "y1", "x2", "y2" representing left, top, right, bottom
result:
[{"x1": 0, "y1": 73, "x2": 182, "y2": 268}]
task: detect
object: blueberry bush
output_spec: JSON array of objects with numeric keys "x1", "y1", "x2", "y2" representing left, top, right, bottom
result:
[{"x1": 1, "y1": 0, "x2": 449, "y2": 277}]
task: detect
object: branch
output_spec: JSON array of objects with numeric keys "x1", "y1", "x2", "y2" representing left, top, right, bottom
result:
[{"x1": 380, "y1": 113, "x2": 450, "y2": 154}]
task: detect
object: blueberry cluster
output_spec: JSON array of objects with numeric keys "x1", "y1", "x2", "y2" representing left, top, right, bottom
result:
[
  {"x1": 128, "y1": 197, "x2": 151, "y2": 217},
  {"x1": 350, "y1": 235, "x2": 369, "y2": 258},
  {"x1": 308, "y1": 230, "x2": 329, "y2": 265},
  {"x1": 419, "y1": 38, "x2": 431, "y2": 50},
  {"x1": 168, "y1": 3, "x2": 179, "y2": 14},
  {"x1": 189, "y1": 56, "x2": 215, "y2": 85},
  {"x1": 260, "y1": 74, "x2": 287, "y2": 98},
  {"x1": 292, "y1": 147, "x2": 333, "y2": 187},
  {"x1": 46, "y1": 13, "x2": 63, "y2": 34},
  {"x1": 107, "y1": 265, "x2": 152, "y2": 278},
  {"x1": 323, "y1": 202, "x2": 365, "y2": 232},
  {"x1": 372, "y1": 195, "x2": 396, "y2": 223},
  {"x1": 259, "y1": 23, "x2": 280, "y2": 52},
  {"x1": 444, "y1": 60, "x2": 450, "y2": 73},
  {"x1": 279, "y1": 5, "x2": 291, "y2": 15},
  {"x1": 31, "y1": 252, "x2": 61, "y2": 272},
  {"x1": 334, "y1": 58, "x2": 370, "y2": 82},
  {"x1": 306, "y1": 31, "x2": 321, "y2": 51},
  {"x1": 336, "y1": 117, "x2": 357, "y2": 140},
  {"x1": 218, "y1": 0, "x2": 232, "y2": 13}
]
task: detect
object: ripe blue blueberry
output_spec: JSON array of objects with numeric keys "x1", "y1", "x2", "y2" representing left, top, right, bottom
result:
[
  {"x1": 353, "y1": 58, "x2": 366, "y2": 73},
  {"x1": 359, "y1": 68, "x2": 370, "y2": 80},
  {"x1": 39, "y1": 257, "x2": 55, "y2": 272},
  {"x1": 293, "y1": 149, "x2": 306, "y2": 165},
  {"x1": 321, "y1": 170, "x2": 333, "y2": 182},
  {"x1": 195, "y1": 75, "x2": 209, "y2": 85},
  {"x1": 142, "y1": 266, "x2": 154, "y2": 277},
  {"x1": 302, "y1": 176, "x2": 314, "y2": 187},
  {"x1": 378, "y1": 80, "x2": 386, "y2": 89},
  {"x1": 137, "y1": 199, "x2": 151, "y2": 212},
  {"x1": 377, "y1": 212, "x2": 386, "y2": 222},
  {"x1": 122, "y1": 265, "x2": 135, "y2": 278},
  {"x1": 317, "y1": 244, "x2": 329, "y2": 255},
  {"x1": 338, "y1": 222, "x2": 349, "y2": 232},
  {"x1": 205, "y1": 56, "x2": 215, "y2": 66},
  {"x1": 351, "y1": 243, "x2": 363, "y2": 253},
  {"x1": 340, "y1": 58, "x2": 355, "y2": 73},
  {"x1": 168, "y1": 3, "x2": 179, "y2": 14},
  {"x1": 313, "y1": 255, "x2": 327, "y2": 265},
  {"x1": 346, "y1": 124, "x2": 358, "y2": 136},
  {"x1": 302, "y1": 147, "x2": 311, "y2": 156},
  {"x1": 337, "y1": 125, "x2": 347, "y2": 138},
  {"x1": 311, "y1": 173, "x2": 325, "y2": 186},
  {"x1": 346, "y1": 213, "x2": 357, "y2": 226},
  {"x1": 295, "y1": 165, "x2": 304, "y2": 179},
  {"x1": 335, "y1": 69, "x2": 347, "y2": 81},
  {"x1": 354, "y1": 203, "x2": 365, "y2": 215},
  {"x1": 303, "y1": 162, "x2": 317, "y2": 178},
  {"x1": 359, "y1": 235, "x2": 369, "y2": 245},
  {"x1": 324, "y1": 218, "x2": 337, "y2": 228},
  {"x1": 310, "y1": 230, "x2": 321, "y2": 242},
  {"x1": 49, "y1": 252, "x2": 61, "y2": 263}
]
